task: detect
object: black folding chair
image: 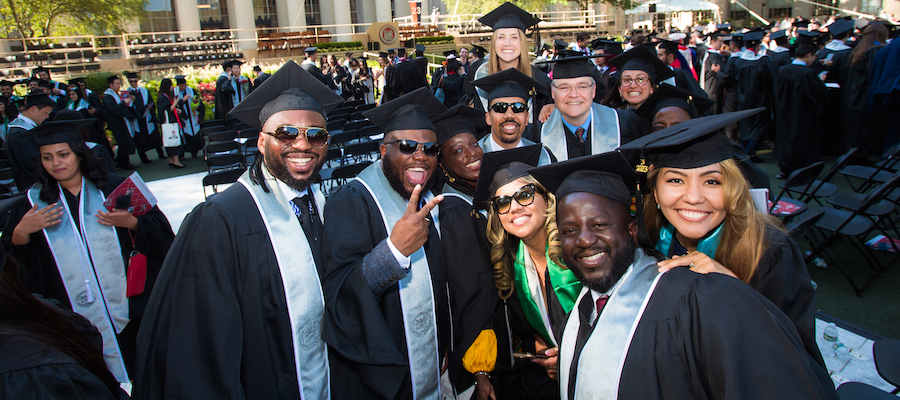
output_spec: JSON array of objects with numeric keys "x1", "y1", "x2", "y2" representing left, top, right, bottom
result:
[
  {"x1": 835, "y1": 382, "x2": 897, "y2": 400},
  {"x1": 768, "y1": 162, "x2": 823, "y2": 220},
  {"x1": 343, "y1": 141, "x2": 380, "y2": 164},
  {"x1": 326, "y1": 118, "x2": 347, "y2": 132},
  {"x1": 839, "y1": 146, "x2": 900, "y2": 192},
  {"x1": 203, "y1": 168, "x2": 245, "y2": 199},
  {"x1": 826, "y1": 171, "x2": 900, "y2": 255},
  {"x1": 783, "y1": 148, "x2": 856, "y2": 205}
]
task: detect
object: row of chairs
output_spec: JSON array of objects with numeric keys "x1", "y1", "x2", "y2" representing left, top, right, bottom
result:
[
  {"x1": 200, "y1": 119, "x2": 259, "y2": 198},
  {"x1": 133, "y1": 53, "x2": 244, "y2": 69},
  {"x1": 127, "y1": 35, "x2": 234, "y2": 46},
  {"x1": 775, "y1": 147, "x2": 900, "y2": 296}
]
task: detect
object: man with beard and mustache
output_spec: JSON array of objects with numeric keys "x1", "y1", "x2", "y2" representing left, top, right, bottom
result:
[
  {"x1": 472, "y1": 68, "x2": 554, "y2": 166},
  {"x1": 529, "y1": 149, "x2": 836, "y2": 399},
  {"x1": 321, "y1": 87, "x2": 451, "y2": 400},
  {"x1": 134, "y1": 60, "x2": 343, "y2": 400}
]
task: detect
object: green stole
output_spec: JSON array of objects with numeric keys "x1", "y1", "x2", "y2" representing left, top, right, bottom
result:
[{"x1": 513, "y1": 241, "x2": 582, "y2": 346}]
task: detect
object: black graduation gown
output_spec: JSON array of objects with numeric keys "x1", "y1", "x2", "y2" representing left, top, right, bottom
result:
[
  {"x1": 616, "y1": 267, "x2": 838, "y2": 399},
  {"x1": 214, "y1": 73, "x2": 235, "y2": 120},
  {"x1": 135, "y1": 183, "x2": 316, "y2": 399},
  {"x1": 439, "y1": 73, "x2": 465, "y2": 108},
  {"x1": 85, "y1": 91, "x2": 113, "y2": 156},
  {"x1": 392, "y1": 60, "x2": 429, "y2": 100},
  {"x1": 671, "y1": 67, "x2": 708, "y2": 101},
  {"x1": 131, "y1": 88, "x2": 161, "y2": 156},
  {"x1": 728, "y1": 55, "x2": 775, "y2": 142},
  {"x1": 593, "y1": 67, "x2": 614, "y2": 104},
  {"x1": 829, "y1": 46, "x2": 884, "y2": 157},
  {"x1": 702, "y1": 51, "x2": 726, "y2": 109},
  {"x1": 2, "y1": 173, "x2": 174, "y2": 372},
  {"x1": 463, "y1": 59, "x2": 488, "y2": 98},
  {"x1": 768, "y1": 51, "x2": 793, "y2": 78},
  {"x1": 774, "y1": 63, "x2": 829, "y2": 173},
  {"x1": 0, "y1": 303, "x2": 129, "y2": 400},
  {"x1": 252, "y1": 72, "x2": 271, "y2": 92},
  {"x1": 4, "y1": 125, "x2": 39, "y2": 191},
  {"x1": 102, "y1": 94, "x2": 139, "y2": 157},
  {"x1": 321, "y1": 181, "x2": 450, "y2": 400},
  {"x1": 156, "y1": 94, "x2": 185, "y2": 158}
]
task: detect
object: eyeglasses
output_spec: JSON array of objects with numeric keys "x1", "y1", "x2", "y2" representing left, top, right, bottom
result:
[
  {"x1": 490, "y1": 102, "x2": 528, "y2": 114},
  {"x1": 384, "y1": 140, "x2": 441, "y2": 157},
  {"x1": 492, "y1": 183, "x2": 539, "y2": 215},
  {"x1": 264, "y1": 126, "x2": 330, "y2": 148},
  {"x1": 552, "y1": 83, "x2": 594, "y2": 93},
  {"x1": 620, "y1": 76, "x2": 650, "y2": 87}
]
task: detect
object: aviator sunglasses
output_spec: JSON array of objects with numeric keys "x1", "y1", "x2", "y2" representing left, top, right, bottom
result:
[
  {"x1": 264, "y1": 126, "x2": 330, "y2": 149},
  {"x1": 384, "y1": 140, "x2": 441, "y2": 157},
  {"x1": 490, "y1": 102, "x2": 528, "y2": 113},
  {"x1": 492, "y1": 183, "x2": 540, "y2": 215}
]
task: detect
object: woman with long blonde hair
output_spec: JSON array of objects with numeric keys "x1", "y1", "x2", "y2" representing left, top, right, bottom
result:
[
  {"x1": 473, "y1": 147, "x2": 580, "y2": 392},
  {"x1": 472, "y1": 2, "x2": 552, "y2": 139},
  {"x1": 621, "y1": 117, "x2": 826, "y2": 376}
]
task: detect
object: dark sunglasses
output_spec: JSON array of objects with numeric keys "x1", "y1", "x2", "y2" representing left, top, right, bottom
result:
[
  {"x1": 490, "y1": 102, "x2": 528, "y2": 113},
  {"x1": 264, "y1": 126, "x2": 330, "y2": 148},
  {"x1": 384, "y1": 140, "x2": 441, "y2": 157},
  {"x1": 492, "y1": 183, "x2": 539, "y2": 215}
]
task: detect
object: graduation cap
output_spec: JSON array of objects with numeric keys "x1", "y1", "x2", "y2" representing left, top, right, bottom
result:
[
  {"x1": 415, "y1": 44, "x2": 426, "y2": 53},
  {"x1": 0, "y1": 80, "x2": 14, "y2": 87},
  {"x1": 304, "y1": 47, "x2": 318, "y2": 54},
  {"x1": 742, "y1": 29, "x2": 766, "y2": 44},
  {"x1": 657, "y1": 39, "x2": 679, "y2": 55},
  {"x1": 469, "y1": 44, "x2": 487, "y2": 58},
  {"x1": 231, "y1": 60, "x2": 244, "y2": 67},
  {"x1": 478, "y1": 2, "x2": 541, "y2": 32},
  {"x1": 378, "y1": 51, "x2": 389, "y2": 58},
  {"x1": 609, "y1": 45, "x2": 674, "y2": 85},
  {"x1": 793, "y1": 19, "x2": 810, "y2": 28},
  {"x1": 534, "y1": 51, "x2": 602, "y2": 79},
  {"x1": 668, "y1": 32, "x2": 687, "y2": 43},
  {"x1": 228, "y1": 60, "x2": 344, "y2": 132},
  {"x1": 795, "y1": 29, "x2": 821, "y2": 44},
  {"x1": 23, "y1": 93, "x2": 56, "y2": 108},
  {"x1": 618, "y1": 108, "x2": 766, "y2": 170},
  {"x1": 174, "y1": 75, "x2": 187, "y2": 84},
  {"x1": 32, "y1": 66, "x2": 49, "y2": 75},
  {"x1": 472, "y1": 145, "x2": 543, "y2": 210},
  {"x1": 635, "y1": 83, "x2": 716, "y2": 121},
  {"x1": 591, "y1": 38, "x2": 624, "y2": 54},
  {"x1": 362, "y1": 87, "x2": 446, "y2": 134},
  {"x1": 387, "y1": 48, "x2": 396, "y2": 55},
  {"x1": 716, "y1": 23, "x2": 732, "y2": 33},
  {"x1": 527, "y1": 151, "x2": 636, "y2": 205},
  {"x1": 471, "y1": 68, "x2": 548, "y2": 102},
  {"x1": 433, "y1": 104, "x2": 488, "y2": 144},
  {"x1": 253, "y1": 65, "x2": 263, "y2": 72},
  {"x1": 826, "y1": 19, "x2": 854, "y2": 37},
  {"x1": 769, "y1": 30, "x2": 787, "y2": 41},
  {"x1": 443, "y1": 50, "x2": 458, "y2": 58},
  {"x1": 553, "y1": 39, "x2": 569, "y2": 50},
  {"x1": 395, "y1": 48, "x2": 408, "y2": 57},
  {"x1": 22, "y1": 119, "x2": 95, "y2": 147},
  {"x1": 126, "y1": 72, "x2": 139, "y2": 80}
]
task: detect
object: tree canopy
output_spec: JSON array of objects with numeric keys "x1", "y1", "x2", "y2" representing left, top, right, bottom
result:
[{"x1": 0, "y1": 0, "x2": 145, "y2": 38}]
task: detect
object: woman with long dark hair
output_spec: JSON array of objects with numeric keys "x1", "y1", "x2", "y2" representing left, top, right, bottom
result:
[
  {"x1": 0, "y1": 250, "x2": 128, "y2": 399},
  {"x1": 2, "y1": 120, "x2": 175, "y2": 385},
  {"x1": 156, "y1": 78, "x2": 185, "y2": 168},
  {"x1": 829, "y1": 23, "x2": 889, "y2": 162},
  {"x1": 602, "y1": 45, "x2": 674, "y2": 110}
]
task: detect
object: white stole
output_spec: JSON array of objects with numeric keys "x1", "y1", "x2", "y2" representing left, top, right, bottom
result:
[
  {"x1": 104, "y1": 88, "x2": 136, "y2": 138},
  {"x1": 175, "y1": 86, "x2": 201, "y2": 135},
  {"x1": 354, "y1": 161, "x2": 441, "y2": 400},
  {"x1": 26, "y1": 180, "x2": 130, "y2": 383},
  {"x1": 237, "y1": 170, "x2": 330, "y2": 399}
]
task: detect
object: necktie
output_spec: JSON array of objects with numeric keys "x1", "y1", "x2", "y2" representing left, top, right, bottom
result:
[
  {"x1": 575, "y1": 127, "x2": 586, "y2": 144},
  {"x1": 291, "y1": 195, "x2": 323, "y2": 264},
  {"x1": 567, "y1": 294, "x2": 610, "y2": 400}
]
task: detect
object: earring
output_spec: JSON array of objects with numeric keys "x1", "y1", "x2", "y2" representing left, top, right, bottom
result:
[{"x1": 657, "y1": 203, "x2": 660, "y2": 209}]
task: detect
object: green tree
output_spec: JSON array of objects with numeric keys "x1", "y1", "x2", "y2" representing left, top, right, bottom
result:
[{"x1": 0, "y1": 0, "x2": 144, "y2": 38}]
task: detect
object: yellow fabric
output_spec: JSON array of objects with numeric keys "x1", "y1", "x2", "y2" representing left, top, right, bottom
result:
[{"x1": 463, "y1": 329, "x2": 497, "y2": 374}]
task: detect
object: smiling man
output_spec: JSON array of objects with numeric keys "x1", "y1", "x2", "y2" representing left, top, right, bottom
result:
[
  {"x1": 322, "y1": 87, "x2": 451, "y2": 400},
  {"x1": 530, "y1": 150, "x2": 837, "y2": 400},
  {"x1": 539, "y1": 51, "x2": 647, "y2": 162},
  {"x1": 135, "y1": 61, "x2": 343, "y2": 399},
  {"x1": 472, "y1": 68, "x2": 554, "y2": 166}
]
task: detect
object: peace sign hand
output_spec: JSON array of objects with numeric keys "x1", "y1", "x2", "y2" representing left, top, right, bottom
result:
[{"x1": 389, "y1": 184, "x2": 443, "y2": 256}]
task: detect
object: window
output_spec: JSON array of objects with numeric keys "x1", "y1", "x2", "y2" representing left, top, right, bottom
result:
[
  {"x1": 768, "y1": 7, "x2": 791, "y2": 18},
  {"x1": 305, "y1": 0, "x2": 321, "y2": 26},
  {"x1": 253, "y1": 0, "x2": 277, "y2": 27},
  {"x1": 142, "y1": 0, "x2": 177, "y2": 32},
  {"x1": 730, "y1": 10, "x2": 749, "y2": 21},
  {"x1": 861, "y1": 0, "x2": 880, "y2": 14},
  {"x1": 199, "y1": 0, "x2": 230, "y2": 30}
]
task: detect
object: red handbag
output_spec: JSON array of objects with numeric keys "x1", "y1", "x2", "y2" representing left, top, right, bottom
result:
[{"x1": 125, "y1": 233, "x2": 147, "y2": 297}]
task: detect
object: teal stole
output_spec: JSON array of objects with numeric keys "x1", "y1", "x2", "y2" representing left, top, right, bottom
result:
[
  {"x1": 354, "y1": 161, "x2": 440, "y2": 400},
  {"x1": 27, "y1": 180, "x2": 130, "y2": 383},
  {"x1": 513, "y1": 241, "x2": 582, "y2": 346},
  {"x1": 237, "y1": 169, "x2": 330, "y2": 399},
  {"x1": 656, "y1": 222, "x2": 723, "y2": 258}
]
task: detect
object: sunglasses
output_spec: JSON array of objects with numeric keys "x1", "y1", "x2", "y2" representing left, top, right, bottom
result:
[
  {"x1": 384, "y1": 140, "x2": 441, "y2": 157},
  {"x1": 264, "y1": 126, "x2": 330, "y2": 148},
  {"x1": 490, "y1": 102, "x2": 528, "y2": 113},
  {"x1": 492, "y1": 183, "x2": 539, "y2": 215}
]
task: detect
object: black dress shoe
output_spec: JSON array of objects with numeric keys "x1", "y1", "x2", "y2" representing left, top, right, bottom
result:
[{"x1": 141, "y1": 158, "x2": 153, "y2": 164}]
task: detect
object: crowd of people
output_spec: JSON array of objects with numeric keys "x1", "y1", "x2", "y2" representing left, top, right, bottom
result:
[{"x1": 1, "y1": 1, "x2": 899, "y2": 398}]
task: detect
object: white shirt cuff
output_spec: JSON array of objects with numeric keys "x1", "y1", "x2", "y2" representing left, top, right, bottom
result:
[{"x1": 387, "y1": 238, "x2": 412, "y2": 270}]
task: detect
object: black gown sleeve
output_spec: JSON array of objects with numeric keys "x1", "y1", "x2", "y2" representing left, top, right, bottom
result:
[{"x1": 621, "y1": 268, "x2": 838, "y2": 399}]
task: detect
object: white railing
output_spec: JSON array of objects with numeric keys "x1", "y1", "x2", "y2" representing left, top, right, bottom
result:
[{"x1": 394, "y1": 9, "x2": 607, "y2": 31}]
